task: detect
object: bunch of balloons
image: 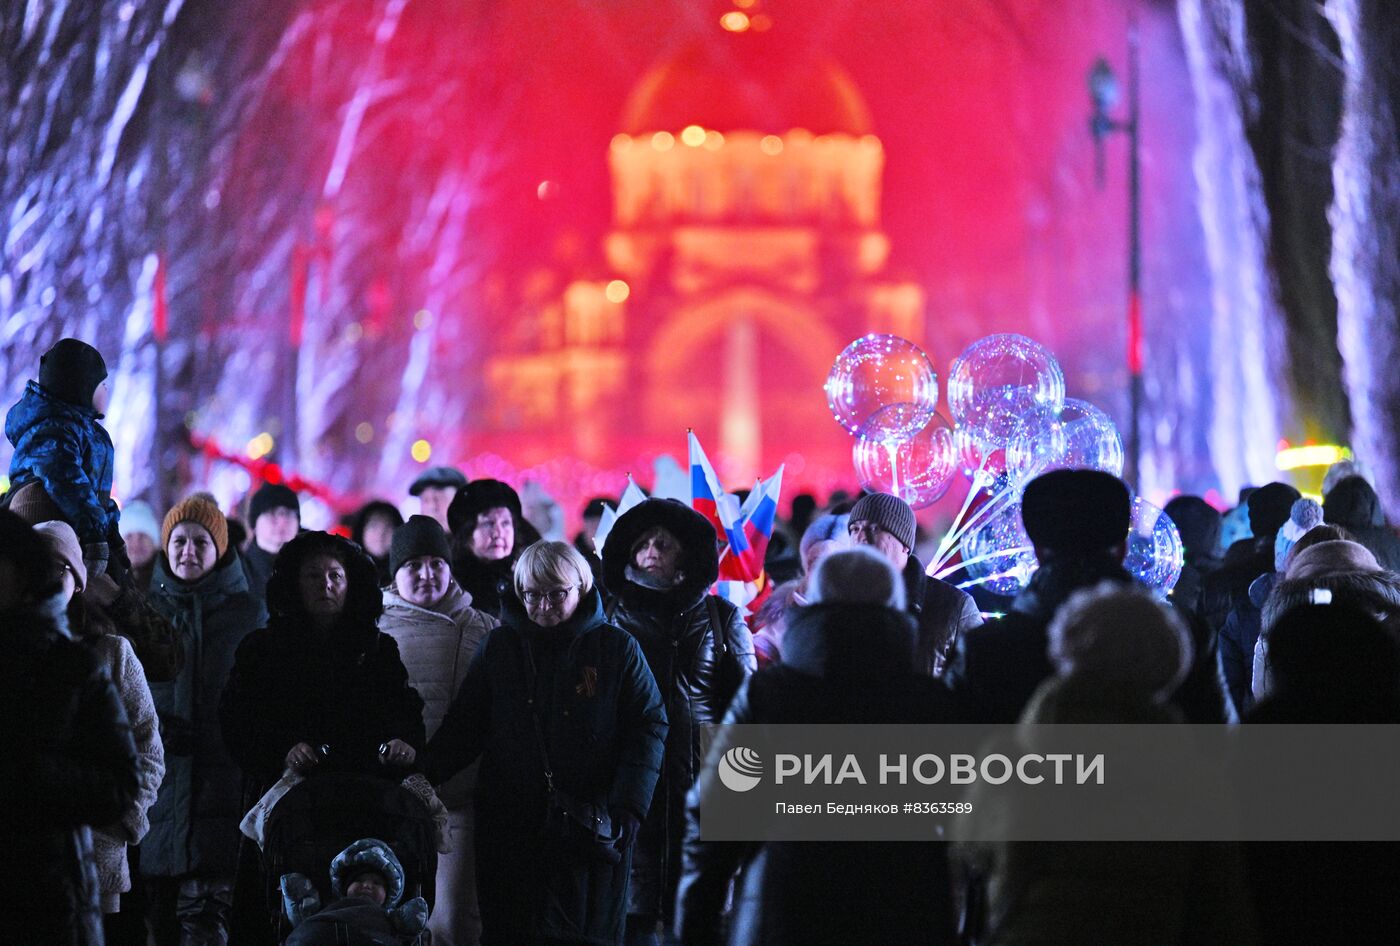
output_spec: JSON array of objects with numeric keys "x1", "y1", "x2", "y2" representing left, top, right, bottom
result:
[{"x1": 825, "y1": 332, "x2": 1183, "y2": 596}]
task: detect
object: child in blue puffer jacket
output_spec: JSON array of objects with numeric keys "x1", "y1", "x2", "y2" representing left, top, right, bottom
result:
[
  {"x1": 281, "y1": 838, "x2": 429, "y2": 945},
  {"x1": 4, "y1": 338, "x2": 123, "y2": 577}
]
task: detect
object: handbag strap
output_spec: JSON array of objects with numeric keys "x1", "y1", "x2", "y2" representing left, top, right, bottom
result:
[
  {"x1": 519, "y1": 633, "x2": 557, "y2": 794},
  {"x1": 705, "y1": 594, "x2": 728, "y2": 655}
]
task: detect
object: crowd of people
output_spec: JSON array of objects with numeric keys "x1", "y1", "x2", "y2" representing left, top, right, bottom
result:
[{"x1": 8, "y1": 337, "x2": 1400, "y2": 945}]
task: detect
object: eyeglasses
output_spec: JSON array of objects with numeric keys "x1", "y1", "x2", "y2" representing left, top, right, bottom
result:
[{"x1": 521, "y1": 587, "x2": 575, "y2": 606}]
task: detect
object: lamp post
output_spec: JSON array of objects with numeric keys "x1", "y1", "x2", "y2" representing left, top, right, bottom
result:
[{"x1": 1089, "y1": 15, "x2": 1142, "y2": 491}]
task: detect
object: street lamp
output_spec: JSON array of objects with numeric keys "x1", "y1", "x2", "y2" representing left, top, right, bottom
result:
[{"x1": 1088, "y1": 17, "x2": 1142, "y2": 491}]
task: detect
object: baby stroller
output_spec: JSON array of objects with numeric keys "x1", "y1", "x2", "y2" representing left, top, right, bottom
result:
[{"x1": 262, "y1": 771, "x2": 439, "y2": 944}]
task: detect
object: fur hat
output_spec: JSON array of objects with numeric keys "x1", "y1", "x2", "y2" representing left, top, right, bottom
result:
[
  {"x1": 39, "y1": 338, "x2": 107, "y2": 409},
  {"x1": 1021, "y1": 469, "x2": 1131, "y2": 554},
  {"x1": 390, "y1": 515, "x2": 452, "y2": 575},
  {"x1": 249, "y1": 483, "x2": 300, "y2": 526},
  {"x1": 34, "y1": 520, "x2": 87, "y2": 594},
  {"x1": 1247, "y1": 482, "x2": 1302, "y2": 537},
  {"x1": 408, "y1": 466, "x2": 467, "y2": 497},
  {"x1": 447, "y1": 478, "x2": 522, "y2": 535},
  {"x1": 1285, "y1": 539, "x2": 1382, "y2": 581},
  {"x1": 1048, "y1": 581, "x2": 1193, "y2": 702},
  {"x1": 848, "y1": 493, "x2": 916, "y2": 552},
  {"x1": 118, "y1": 500, "x2": 160, "y2": 541},
  {"x1": 162, "y1": 496, "x2": 229, "y2": 559},
  {"x1": 800, "y1": 513, "x2": 849, "y2": 562},
  {"x1": 809, "y1": 546, "x2": 905, "y2": 610}
]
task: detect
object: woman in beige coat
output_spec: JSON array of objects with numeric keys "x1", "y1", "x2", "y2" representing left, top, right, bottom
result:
[
  {"x1": 35, "y1": 521, "x2": 165, "y2": 937},
  {"x1": 377, "y1": 516, "x2": 496, "y2": 946}
]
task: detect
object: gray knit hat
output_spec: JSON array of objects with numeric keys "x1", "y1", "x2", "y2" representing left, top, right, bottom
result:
[{"x1": 849, "y1": 492, "x2": 916, "y2": 552}]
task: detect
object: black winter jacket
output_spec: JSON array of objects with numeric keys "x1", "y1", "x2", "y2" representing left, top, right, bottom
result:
[
  {"x1": 420, "y1": 587, "x2": 668, "y2": 945},
  {"x1": 219, "y1": 533, "x2": 425, "y2": 786},
  {"x1": 143, "y1": 551, "x2": 264, "y2": 877},
  {"x1": 676, "y1": 603, "x2": 960, "y2": 946},
  {"x1": 1323, "y1": 475, "x2": 1400, "y2": 572},
  {"x1": 902, "y1": 555, "x2": 985, "y2": 676},
  {"x1": 945, "y1": 554, "x2": 1231, "y2": 724},
  {"x1": 600, "y1": 498, "x2": 757, "y2": 921},
  {"x1": 4, "y1": 596, "x2": 139, "y2": 946}
]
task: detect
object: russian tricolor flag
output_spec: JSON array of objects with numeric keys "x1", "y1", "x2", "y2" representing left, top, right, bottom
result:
[{"x1": 689, "y1": 431, "x2": 729, "y2": 543}]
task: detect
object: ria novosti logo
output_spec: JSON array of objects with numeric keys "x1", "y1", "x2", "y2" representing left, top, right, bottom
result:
[{"x1": 717, "y1": 746, "x2": 764, "y2": 792}]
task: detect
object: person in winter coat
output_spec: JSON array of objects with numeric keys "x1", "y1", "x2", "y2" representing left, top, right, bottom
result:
[
  {"x1": 378, "y1": 516, "x2": 498, "y2": 946},
  {"x1": 280, "y1": 838, "x2": 430, "y2": 946},
  {"x1": 352, "y1": 500, "x2": 405, "y2": 587},
  {"x1": 1243, "y1": 602, "x2": 1400, "y2": 944},
  {"x1": 4, "y1": 338, "x2": 125, "y2": 578},
  {"x1": 1, "y1": 509, "x2": 141, "y2": 946},
  {"x1": 677, "y1": 547, "x2": 961, "y2": 946},
  {"x1": 420, "y1": 540, "x2": 669, "y2": 946},
  {"x1": 846, "y1": 492, "x2": 982, "y2": 676},
  {"x1": 35, "y1": 520, "x2": 166, "y2": 940},
  {"x1": 447, "y1": 478, "x2": 541, "y2": 620},
  {"x1": 1162, "y1": 494, "x2": 1223, "y2": 616},
  {"x1": 1200, "y1": 482, "x2": 1301, "y2": 634},
  {"x1": 600, "y1": 498, "x2": 756, "y2": 944},
  {"x1": 1252, "y1": 539, "x2": 1400, "y2": 701},
  {"x1": 1323, "y1": 475, "x2": 1400, "y2": 572},
  {"x1": 945, "y1": 469, "x2": 1229, "y2": 724},
  {"x1": 956, "y1": 583, "x2": 1256, "y2": 945},
  {"x1": 220, "y1": 530, "x2": 425, "y2": 945},
  {"x1": 1216, "y1": 500, "x2": 1327, "y2": 714},
  {"x1": 137, "y1": 496, "x2": 263, "y2": 943},
  {"x1": 241, "y1": 482, "x2": 301, "y2": 608},
  {"x1": 410, "y1": 465, "x2": 468, "y2": 532}
]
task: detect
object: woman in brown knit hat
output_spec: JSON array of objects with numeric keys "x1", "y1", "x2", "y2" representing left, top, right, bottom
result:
[{"x1": 141, "y1": 496, "x2": 264, "y2": 944}]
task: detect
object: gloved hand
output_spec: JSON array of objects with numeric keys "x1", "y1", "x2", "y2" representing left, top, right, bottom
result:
[
  {"x1": 612, "y1": 807, "x2": 642, "y2": 852},
  {"x1": 82, "y1": 541, "x2": 109, "y2": 579}
]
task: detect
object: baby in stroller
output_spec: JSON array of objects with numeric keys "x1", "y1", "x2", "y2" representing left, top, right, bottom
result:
[{"x1": 281, "y1": 837, "x2": 429, "y2": 945}]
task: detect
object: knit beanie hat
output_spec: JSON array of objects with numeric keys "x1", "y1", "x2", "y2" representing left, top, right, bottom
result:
[
  {"x1": 409, "y1": 465, "x2": 468, "y2": 497},
  {"x1": 390, "y1": 515, "x2": 452, "y2": 574},
  {"x1": 800, "y1": 513, "x2": 849, "y2": 562},
  {"x1": 39, "y1": 338, "x2": 108, "y2": 409},
  {"x1": 249, "y1": 483, "x2": 300, "y2": 526},
  {"x1": 809, "y1": 546, "x2": 906, "y2": 610},
  {"x1": 1285, "y1": 539, "x2": 1382, "y2": 581},
  {"x1": 447, "y1": 478, "x2": 522, "y2": 535},
  {"x1": 5, "y1": 481, "x2": 65, "y2": 525},
  {"x1": 1021, "y1": 469, "x2": 1131, "y2": 554},
  {"x1": 118, "y1": 501, "x2": 161, "y2": 542},
  {"x1": 849, "y1": 493, "x2": 916, "y2": 552},
  {"x1": 34, "y1": 520, "x2": 87, "y2": 593},
  {"x1": 1247, "y1": 482, "x2": 1302, "y2": 537},
  {"x1": 162, "y1": 496, "x2": 229, "y2": 558},
  {"x1": 1275, "y1": 498, "x2": 1325, "y2": 571}
]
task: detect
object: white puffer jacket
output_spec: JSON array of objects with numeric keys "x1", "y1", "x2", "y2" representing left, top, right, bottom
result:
[{"x1": 379, "y1": 583, "x2": 496, "y2": 807}]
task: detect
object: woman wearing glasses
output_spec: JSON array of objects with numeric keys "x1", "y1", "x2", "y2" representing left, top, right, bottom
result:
[{"x1": 420, "y1": 540, "x2": 668, "y2": 946}]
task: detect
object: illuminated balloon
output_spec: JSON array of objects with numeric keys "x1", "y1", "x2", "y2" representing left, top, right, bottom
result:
[
  {"x1": 1004, "y1": 397, "x2": 1124, "y2": 481},
  {"x1": 853, "y1": 413, "x2": 958, "y2": 509},
  {"x1": 960, "y1": 405, "x2": 1063, "y2": 488},
  {"x1": 825, "y1": 334, "x2": 939, "y2": 443},
  {"x1": 946, "y1": 334, "x2": 1065, "y2": 448},
  {"x1": 958, "y1": 499, "x2": 1038, "y2": 596},
  {"x1": 1124, "y1": 497, "x2": 1184, "y2": 595}
]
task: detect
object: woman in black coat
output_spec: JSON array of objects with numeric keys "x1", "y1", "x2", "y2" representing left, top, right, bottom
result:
[
  {"x1": 1, "y1": 509, "x2": 140, "y2": 946},
  {"x1": 219, "y1": 530, "x2": 425, "y2": 943},
  {"x1": 421, "y1": 540, "x2": 668, "y2": 945},
  {"x1": 676, "y1": 547, "x2": 960, "y2": 946},
  {"x1": 600, "y1": 499, "x2": 756, "y2": 942}
]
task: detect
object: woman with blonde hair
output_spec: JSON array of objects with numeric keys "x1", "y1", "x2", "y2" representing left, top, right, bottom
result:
[{"x1": 420, "y1": 540, "x2": 668, "y2": 946}]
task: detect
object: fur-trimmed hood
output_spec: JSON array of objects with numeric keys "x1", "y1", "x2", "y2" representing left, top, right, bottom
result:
[
  {"x1": 602, "y1": 498, "x2": 719, "y2": 611},
  {"x1": 264, "y1": 531, "x2": 383, "y2": 637}
]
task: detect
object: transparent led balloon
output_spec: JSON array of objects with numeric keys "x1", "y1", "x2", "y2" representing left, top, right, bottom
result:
[
  {"x1": 1057, "y1": 398, "x2": 1124, "y2": 475},
  {"x1": 959, "y1": 500, "x2": 1038, "y2": 596},
  {"x1": 1124, "y1": 496, "x2": 1184, "y2": 595},
  {"x1": 946, "y1": 334, "x2": 1066, "y2": 448},
  {"x1": 852, "y1": 413, "x2": 958, "y2": 509},
  {"x1": 825, "y1": 334, "x2": 939, "y2": 444}
]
